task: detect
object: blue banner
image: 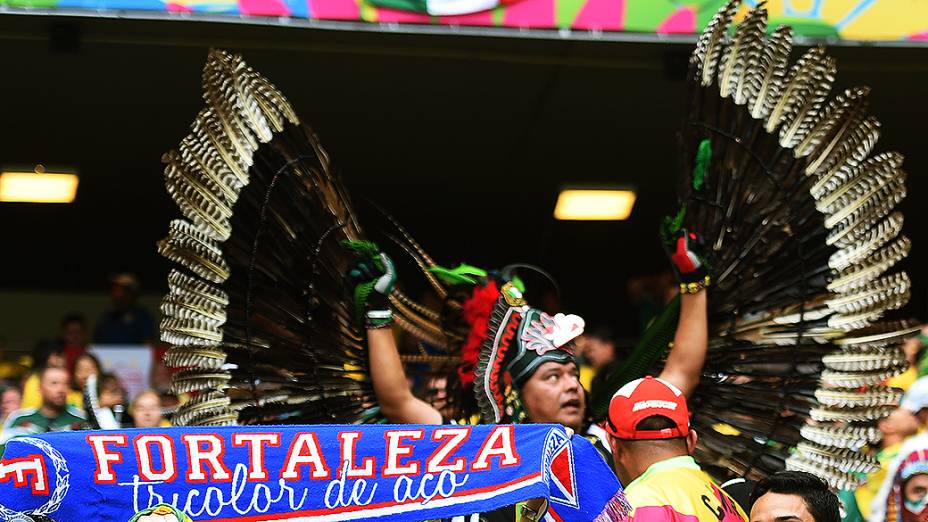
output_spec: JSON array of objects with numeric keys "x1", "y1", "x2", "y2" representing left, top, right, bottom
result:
[{"x1": 0, "y1": 424, "x2": 627, "y2": 522}]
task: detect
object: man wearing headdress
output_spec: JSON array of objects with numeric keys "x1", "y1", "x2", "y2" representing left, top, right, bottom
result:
[{"x1": 354, "y1": 230, "x2": 709, "y2": 447}]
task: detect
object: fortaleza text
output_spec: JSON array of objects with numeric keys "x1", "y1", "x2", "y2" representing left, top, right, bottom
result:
[{"x1": 83, "y1": 426, "x2": 522, "y2": 517}]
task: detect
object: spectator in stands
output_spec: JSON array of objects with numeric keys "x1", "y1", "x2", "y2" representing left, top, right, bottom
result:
[
  {"x1": 1, "y1": 366, "x2": 84, "y2": 444},
  {"x1": 871, "y1": 376, "x2": 928, "y2": 521},
  {"x1": 852, "y1": 406, "x2": 919, "y2": 519},
  {"x1": 604, "y1": 376, "x2": 747, "y2": 520},
  {"x1": 71, "y1": 352, "x2": 101, "y2": 396},
  {"x1": 883, "y1": 444, "x2": 928, "y2": 522},
  {"x1": 1, "y1": 385, "x2": 22, "y2": 424},
  {"x1": 750, "y1": 471, "x2": 840, "y2": 522},
  {"x1": 21, "y1": 340, "x2": 66, "y2": 409},
  {"x1": 583, "y1": 326, "x2": 617, "y2": 371},
  {"x1": 577, "y1": 326, "x2": 618, "y2": 390},
  {"x1": 58, "y1": 313, "x2": 90, "y2": 372},
  {"x1": 83, "y1": 372, "x2": 130, "y2": 429},
  {"x1": 97, "y1": 372, "x2": 127, "y2": 410},
  {"x1": 885, "y1": 326, "x2": 928, "y2": 392},
  {"x1": 131, "y1": 390, "x2": 167, "y2": 428},
  {"x1": 93, "y1": 273, "x2": 154, "y2": 345}
]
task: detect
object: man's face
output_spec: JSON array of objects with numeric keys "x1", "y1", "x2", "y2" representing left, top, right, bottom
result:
[
  {"x1": 750, "y1": 492, "x2": 814, "y2": 522},
  {"x1": 40, "y1": 367, "x2": 70, "y2": 410},
  {"x1": 2, "y1": 388, "x2": 22, "y2": 417},
  {"x1": 879, "y1": 407, "x2": 919, "y2": 438},
  {"x1": 584, "y1": 338, "x2": 615, "y2": 370},
  {"x1": 520, "y1": 361, "x2": 585, "y2": 431},
  {"x1": 904, "y1": 473, "x2": 928, "y2": 519}
]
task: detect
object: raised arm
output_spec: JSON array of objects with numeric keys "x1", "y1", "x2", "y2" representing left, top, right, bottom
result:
[
  {"x1": 659, "y1": 291, "x2": 707, "y2": 397},
  {"x1": 344, "y1": 243, "x2": 442, "y2": 425},
  {"x1": 658, "y1": 229, "x2": 709, "y2": 398},
  {"x1": 368, "y1": 328, "x2": 442, "y2": 424}
]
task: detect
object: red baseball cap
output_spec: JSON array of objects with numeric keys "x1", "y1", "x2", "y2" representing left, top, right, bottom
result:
[{"x1": 605, "y1": 375, "x2": 690, "y2": 440}]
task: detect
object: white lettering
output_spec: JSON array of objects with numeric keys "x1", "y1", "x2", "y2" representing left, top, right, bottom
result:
[
  {"x1": 471, "y1": 426, "x2": 519, "y2": 470},
  {"x1": 135, "y1": 435, "x2": 176, "y2": 482},
  {"x1": 632, "y1": 400, "x2": 678, "y2": 412},
  {"x1": 88, "y1": 434, "x2": 128, "y2": 483}
]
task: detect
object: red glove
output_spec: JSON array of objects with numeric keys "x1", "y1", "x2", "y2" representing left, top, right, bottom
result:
[{"x1": 669, "y1": 229, "x2": 708, "y2": 284}]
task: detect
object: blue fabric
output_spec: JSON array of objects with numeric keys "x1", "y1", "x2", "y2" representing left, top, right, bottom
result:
[{"x1": 0, "y1": 424, "x2": 626, "y2": 522}]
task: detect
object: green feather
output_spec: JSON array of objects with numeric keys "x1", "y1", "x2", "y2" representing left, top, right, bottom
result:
[
  {"x1": 660, "y1": 207, "x2": 687, "y2": 245},
  {"x1": 693, "y1": 139, "x2": 712, "y2": 191},
  {"x1": 428, "y1": 264, "x2": 488, "y2": 286},
  {"x1": 342, "y1": 240, "x2": 380, "y2": 258}
]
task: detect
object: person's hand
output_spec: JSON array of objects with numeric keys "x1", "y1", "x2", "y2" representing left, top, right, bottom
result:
[
  {"x1": 903, "y1": 325, "x2": 928, "y2": 367},
  {"x1": 667, "y1": 229, "x2": 710, "y2": 293},
  {"x1": 344, "y1": 241, "x2": 396, "y2": 328}
]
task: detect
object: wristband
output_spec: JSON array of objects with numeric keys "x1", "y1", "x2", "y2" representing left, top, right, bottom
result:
[
  {"x1": 679, "y1": 275, "x2": 711, "y2": 295},
  {"x1": 365, "y1": 309, "x2": 393, "y2": 329}
]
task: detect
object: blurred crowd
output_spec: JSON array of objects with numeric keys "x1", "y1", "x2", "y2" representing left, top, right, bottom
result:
[{"x1": 0, "y1": 273, "x2": 176, "y2": 444}]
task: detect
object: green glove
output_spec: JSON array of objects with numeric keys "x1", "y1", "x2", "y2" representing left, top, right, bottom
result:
[{"x1": 345, "y1": 241, "x2": 397, "y2": 329}]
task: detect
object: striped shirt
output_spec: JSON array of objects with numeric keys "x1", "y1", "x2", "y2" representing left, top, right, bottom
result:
[{"x1": 1, "y1": 406, "x2": 86, "y2": 445}]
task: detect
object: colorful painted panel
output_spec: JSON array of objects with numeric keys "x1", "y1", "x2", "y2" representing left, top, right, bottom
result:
[{"x1": 1, "y1": 0, "x2": 926, "y2": 41}]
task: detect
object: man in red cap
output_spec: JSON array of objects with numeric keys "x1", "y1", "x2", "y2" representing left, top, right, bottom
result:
[{"x1": 604, "y1": 375, "x2": 747, "y2": 521}]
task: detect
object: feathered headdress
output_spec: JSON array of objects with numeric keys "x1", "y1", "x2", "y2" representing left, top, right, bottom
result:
[{"x1": 474, "y1": 283, "x2": 585, "y2": 423}]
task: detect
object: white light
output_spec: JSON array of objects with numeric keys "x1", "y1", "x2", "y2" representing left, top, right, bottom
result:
[
  {"x1": 0, "y1": 170, "x2": 79, "y2": 203},
  {"x1": 554, "y1": 189, "x2": 636, "y2": 221}
]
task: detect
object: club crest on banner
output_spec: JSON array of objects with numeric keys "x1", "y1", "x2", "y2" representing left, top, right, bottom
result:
[
  {"x1": 0, "y1": 437, "x2": 69, "y2": 521},
  {"x1": 541, "y1": 429, "x2": 578, "y2": 509}
]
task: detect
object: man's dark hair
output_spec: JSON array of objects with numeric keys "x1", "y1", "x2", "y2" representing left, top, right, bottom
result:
[
  {"x1": 750, "y1": 471, "x2": 839, "y2": 522},
  {"x1": 617, "y1": 415, "x2": 688, "y2": 453},
  {"x1": 636, "y1": 414, "x2": 677, "y2": 432},
  {"x1": 31, "y1": 340, "x2": 63, "y2": 370},
  {"x1": 97, "y1": 372, "x2": 121, "y2": 393},
  {"x1": 38, "y1": 364, "x2": 68, "y2": 380}
]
